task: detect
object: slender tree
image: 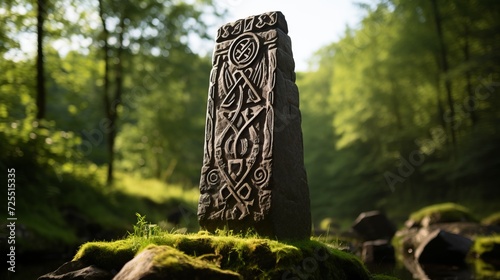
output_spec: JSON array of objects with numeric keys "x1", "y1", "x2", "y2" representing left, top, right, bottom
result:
[
  {"x1": 98, "y1": 0, "x2": 115, "y2": 184},
  {"x1": 36, "y1": 0, "x2": 46, "y2": 119},
  {"x1": 430, "y1": 0, "x2": 456, "y2": 149},
  {"x1": 97, "y1": 0, "x2": 215, "y2": 184},
  {"x1": 462, "y1": 25, "x2": 476, "y2": 126}
]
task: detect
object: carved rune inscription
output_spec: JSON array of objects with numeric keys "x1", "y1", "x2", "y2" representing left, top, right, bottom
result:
[{"x1": 198, "y1": 11, "x2": 311, "y2": 239}]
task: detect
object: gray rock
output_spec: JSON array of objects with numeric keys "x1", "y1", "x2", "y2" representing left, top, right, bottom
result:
[
  {"x1": 113, "y1": 245, "x2": 241, "y2": 280},
  {"x1": 352, "y1": 211, "x2": 396, "y2": 241},
  {"x1": 198, "y1": 11, "x2": 311, "y2": 240},
  {"x1": 415, "y1": 229, "x2": 473, "y2": 264},
  {"x1": 361, "y1": 239, "x2": 395, "y2": 263},
  {"x1": 38, "y1": 261, "x2": 113, "y2": 280},
  {"x1": 395, "y1": 222, "x2": 500, "y2": 260}
]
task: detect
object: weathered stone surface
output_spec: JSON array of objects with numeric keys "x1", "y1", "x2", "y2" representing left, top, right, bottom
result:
[
  {"x1": 395, "y1": 222, "x2": 500, "y2": 258},
  {"x1": 198, "y1": 11, "x2": 311, "y2": 239},
  {"x1": 38, "y1": 261, "x2": 113, "y2": 280},
  {"x1": 361, "y1": 239, "x2": 395, "y2": 263},
  {"x1": 113, "y1": 245, "x2": 241, "y2": 280},
  {"x1": 415, "y1": 229, "x2": 473, "y2": 264},
  {"x1": 352, "y1": 211, "x2": 396, "y2": 241}
]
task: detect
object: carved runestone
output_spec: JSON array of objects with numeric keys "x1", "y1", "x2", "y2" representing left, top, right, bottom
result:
[{"x1": 198, "y1": 11, "x2": 311, "y2": 240}]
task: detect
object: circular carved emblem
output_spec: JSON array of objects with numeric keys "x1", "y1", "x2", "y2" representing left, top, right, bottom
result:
[
  {"x1": 207, "y1": 169, "x2": 220, "y2": 186},
  {"x1": 229, "y1": 33, "x2": 261, "y2": 68}
]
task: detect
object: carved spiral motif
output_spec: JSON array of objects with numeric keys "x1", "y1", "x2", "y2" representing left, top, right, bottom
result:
[
  {"x1": 207, "y1": 169, "x2": 220, "y2": 186},
  {"x1": 229, "y1": 33, "x2": 261, "y2": 69},
  {"x1": 253, "y1": 166, "x2": 268, "y2": 185}
]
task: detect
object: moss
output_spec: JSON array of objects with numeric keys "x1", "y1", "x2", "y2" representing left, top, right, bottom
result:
[
  {"x1": 72, "y1": 231, "x2": 381, "y2": 279},
  {"x1": 408, "y1": 202, "x2": 478, "y2": 226},
  {"x1": 469, "y1": 258, "x2": 500, "y2": 279},
  {"x1": 73, "y1": 238, "x2": 139, "y2": 270},
  {"x1": 149, "y1": 245, "x2": 241, "y2": 279},
  {"x1": 482, "y1": 212, "x2": 500, "y2": 226},
  {"x1": 469, "y1": 235, "x2": 500, "y2": 257}
]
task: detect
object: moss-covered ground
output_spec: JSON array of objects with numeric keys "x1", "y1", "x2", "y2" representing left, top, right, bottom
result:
[
  {"x1": 482, "y1": 213, "x2": 500, "y2": 227},
  {"x1": 73, "y1": 228, "x2": 397, "y2": 280},
  {"x1": 408, "y1": 202, "x2": 478, "y2": 226}
]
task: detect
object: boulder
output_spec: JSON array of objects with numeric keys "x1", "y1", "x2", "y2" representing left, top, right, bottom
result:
[
  {"x1": 352, "y1": 211, "x2": 396, "y2": 241},
  {"x1": 38, "y1": 261, "x2": 113, "y2": 280},
  {"x1": 405, "y1": 203, "x2": 478, "y2": 228},
  {"x1": 395, "y1": 222, "x2": 500, "y2": 260},
  {"x1": 431, "y1": 222, "x2": 500, "y2": 239},
  {"x1": 415, "y1": 229, "x2": 473, "y2": 265},
  {"x1": 361, "y1": 239, "x2": 395, "y2": 263},
  {"x1": 113, "y1": 245, "x2": 242, "y2": 280}
]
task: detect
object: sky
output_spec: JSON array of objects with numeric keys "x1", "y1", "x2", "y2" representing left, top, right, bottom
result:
[{"x1": 212, "y1": 0, "x2": 366, "y2": 71}]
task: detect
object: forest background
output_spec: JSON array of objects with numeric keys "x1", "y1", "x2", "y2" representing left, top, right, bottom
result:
[{"x1": 1, "y1": 0, "x2": 499, "y2": 255}]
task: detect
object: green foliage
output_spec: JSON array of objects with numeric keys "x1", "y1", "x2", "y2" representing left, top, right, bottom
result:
[
  {"x1": 298, "y1": 0, "x2": 500, "y2": 227},
  {"x1": 0, "y1": 0, "x2": 218, "y2": 254},
  {"x1": 114, "y1": 53, "x2": 212, "y2": 184},
  {"x1": 131, "y1": 213, "x2": 161, "y2": 238},
  {"x1": 114, "y1": 174, "x2": 198, "y2": 205}
]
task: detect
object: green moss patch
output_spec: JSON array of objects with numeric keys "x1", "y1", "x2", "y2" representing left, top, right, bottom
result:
[
  {"x1": 482, "y1": 212, "x2": 500, "y2": 227},
  {"x1": 73, "y1": 239, "x2": 139, "y2": 271},
  {"x1": 469, "y1": 235, "x2": 500, "y2": 258},
  {"x1": 73, "y1": 231, "x2": 381, "y2": 279},
  {"x1": 137, "y1": 245, "x2": 241, "y2": 279},
  {"x1": 408, "y1": 203, "x2": 478, "y2": 226}
]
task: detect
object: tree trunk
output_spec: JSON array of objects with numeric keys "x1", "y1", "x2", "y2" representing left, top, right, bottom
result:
[
  {"x1": 36, "y1": 0, "x2": 46, "y2": 120},
  {"x1": 390, "y1": 81, "x2": 403, "y2": 131},
  {"x1": 430, "y1": 0, "x2": 456, "y2": 149},
  {"x1": 106, "y1": 16, "x2": 125, "y2": 185},
  {"x1": 98, "y1": 0, "x2": 114, "y2": 185},
  {"x1": 463, "y1": 25, "x2": 476, "y2": 126},
  {"x1": 98, "y1": 0, "x2": 110, "y2": 123},
  {"x1": 435, "y1": 76, "x2": 447, "y2": 132}
]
